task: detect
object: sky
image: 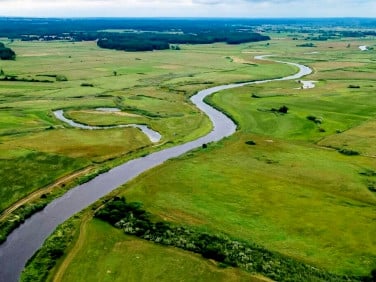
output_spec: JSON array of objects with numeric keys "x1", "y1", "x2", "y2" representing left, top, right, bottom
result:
[{"x1": 0, "y1": 0, "x2": 375, "y2": 18}]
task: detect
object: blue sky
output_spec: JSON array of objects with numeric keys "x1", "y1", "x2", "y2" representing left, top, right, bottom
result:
[{"x1": 0, "y1": 0, "x2": 375, "y2": 18}]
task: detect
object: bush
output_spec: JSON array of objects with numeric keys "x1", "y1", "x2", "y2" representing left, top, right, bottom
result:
[
  {"x1": 245, "y1": 140, "x2": 256, "y2": 145},
  {"x1": 278, "y1": 105, "x2": 288, "y2": 114},
  {"x1": 56, "y1": 75, "x2": 68, "y2": 82},
  {"x1": 296, "y1": 43, "x2": 316, "y2": 47},
  {"x1": 307, "y1": 115, "x2": 323, "y2": 124},
  {"x1": 0, "y1": 42, "x2": 16, "y2": 60},
  {"x1": 80, "y1": 83, "x2": 94, "y2": 87},
  {"x1": 348, "y1": 85, "x2": 360, "y2": 89},
  {"x1": 338, "y1": 148, "x2": 360, "y2": 156}
]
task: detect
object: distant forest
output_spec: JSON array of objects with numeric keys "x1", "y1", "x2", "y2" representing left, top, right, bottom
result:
[
  {"x1": 0, "y1": 18, "x2": 375, "y2": 52},
  {"x1": 96, "y1": 31, "x2": 270, "y2": 52},
  {"x1": 0, "y1": 18, "x2": 272, "y2": 51}
]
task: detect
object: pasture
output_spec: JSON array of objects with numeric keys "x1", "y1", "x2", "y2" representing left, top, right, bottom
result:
[
  {"x1": 0, "y1": 40, "x2": 295, "y2": 214},
  {"x1": 12, "y1": 33, "x2": 376, "y2": 280}
]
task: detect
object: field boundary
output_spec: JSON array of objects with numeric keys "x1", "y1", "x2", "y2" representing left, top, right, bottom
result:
[{"x1": 0, "y1": 166, "x2": 93, "y2": 221}]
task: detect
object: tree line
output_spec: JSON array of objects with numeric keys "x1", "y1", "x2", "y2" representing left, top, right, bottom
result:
[{"x1": 96, "y1": 31, "x2": 270, "y2": 52}]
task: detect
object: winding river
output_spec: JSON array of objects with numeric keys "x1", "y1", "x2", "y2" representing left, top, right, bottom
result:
[{"x1": 0, "y1": 56, "x2": 312, "y2": 282}]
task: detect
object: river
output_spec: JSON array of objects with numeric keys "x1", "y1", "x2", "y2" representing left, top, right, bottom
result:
[
  {"x1": 53, "y1": 109, "x2": 162, "y2": 143},
  {"x1": 0, "y1": 56, "x2": 311, "y2": 281}
]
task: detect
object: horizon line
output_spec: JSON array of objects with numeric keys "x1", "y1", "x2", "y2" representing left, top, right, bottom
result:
[{"x1": 1, "y1": 16, "x2": 375, "y2": 20}]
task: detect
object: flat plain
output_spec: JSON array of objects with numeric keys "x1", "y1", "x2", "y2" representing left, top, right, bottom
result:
[{"x1": 1, "y1": 29, "x2": 375, "y2": 281}]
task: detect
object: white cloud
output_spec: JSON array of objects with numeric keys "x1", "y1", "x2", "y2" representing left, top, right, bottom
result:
[{"x1": 0, "y1": 0, "x2": 374, "y2": 17}]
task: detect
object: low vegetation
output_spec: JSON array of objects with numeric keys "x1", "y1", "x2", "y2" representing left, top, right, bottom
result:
[{"x1": 21, "y1": 214, "x2": 82, "y2": 282}]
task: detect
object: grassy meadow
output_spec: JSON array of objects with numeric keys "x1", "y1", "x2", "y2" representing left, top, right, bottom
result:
[
  {"x1": 38, "y1": 35, "x2": 376, "y2": 280},
  {"x1": 0, "y1": 40, "x2": 297, "y2": 215},
  {"x1": 50, "y1": 219, "x2": 266, "y2": 282},
  {"x1": 8, "y1": 32, "x2": 376, "y2": 281}
]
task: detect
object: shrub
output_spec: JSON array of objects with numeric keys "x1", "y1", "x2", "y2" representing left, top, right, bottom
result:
[
  {"x1": 0, "y1": 42, "x2": 16, "y2": 60},
  {"x1": 296, "y1": 43, "x2": 316, "y2": 47},
  {"x1": 56, "y1": 75, "x2": 68, "y2": 82},
  {"x1": 245, "y1": 140, "x2": 256, "y2": 145},
  {"x1": 307, "y1": 115, "x2": 323, "y2": 124},
  {"x1": 80, "y1": 83, "x2": 94, "y2": 87},
  {"x1": 338, "y1": 148, "x2": 359, "y2": 156},
  {"x1": 278, "y1": 105, "x2": 289, "y2": 114}
]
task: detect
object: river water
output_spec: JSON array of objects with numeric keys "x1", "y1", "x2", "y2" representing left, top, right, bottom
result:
[
  {"x1": 53, "y1": 110, "x2": 162, "y2": 143},
  {"x1": 0, "y1": 56, "x2": 311, "y2": 281}
]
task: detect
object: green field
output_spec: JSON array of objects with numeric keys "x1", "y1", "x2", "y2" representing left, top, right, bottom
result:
[
  {"x1": 40, "y1": 36, "x2": 376, "y2": 279},
  {"x1": 0, "y1": 40, "x2": 296, "y2": 216},
  {"x1": 7, "y1": 33, "x2": 376, "y2": 281},
  {"x1": 51, "y1": 219, "x2": 266, "y2": 282}
]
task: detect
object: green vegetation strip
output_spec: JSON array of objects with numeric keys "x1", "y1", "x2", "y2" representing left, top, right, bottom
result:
[
  {"x1": 21, "y1": 213, "x2": 82, "y2": 282},
  {"x1": 93, "y1": 197, "x2": 372, "y2": 282}
]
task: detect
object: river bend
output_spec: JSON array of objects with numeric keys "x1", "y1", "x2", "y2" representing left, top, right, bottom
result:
[
  {"x1": 53, "y1": 110, "x2": 162, "y2": 143},
  {"x1": 0, "y1": 56, "x2": 312, "y2": 281}
]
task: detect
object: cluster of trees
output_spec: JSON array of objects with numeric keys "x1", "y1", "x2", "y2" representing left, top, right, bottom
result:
[
  {"x1": 0, "y1": 42, "x2": 16, "y2": 60},
  {"x1": 96, "y1": 31, "x2": 269, "y2": 52},
  {"x1": 0, "y1": 18, "x2": 270, "y2": 52},
  {"x1": 95, "y1": 197, "x2": 371, "y2": 282},
  {"x1": 296, "y1": 42, "x2": 316, "y2": 47},
  {"x1": 97, "y1": 37, "x2": 170, "y2": 52}
]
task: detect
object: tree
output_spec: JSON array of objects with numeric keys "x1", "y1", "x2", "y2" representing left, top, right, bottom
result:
[
  {"x1": 278, "y1": 105, "x2": 289, "y2": 114},
  {"x1": 0, "y1": 42, "x2": 16, "y2": 60}
]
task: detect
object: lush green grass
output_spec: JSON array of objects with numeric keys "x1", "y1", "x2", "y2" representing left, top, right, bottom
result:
[
  {"x1": 55, "y1": 219, "x2": 264, "y2": 282},
  {"x1": 99, "y1": 37, "x2": 376, "y2": 276},
  {"x1": 14, "y1": 35, "x2": 376, "y2": 279},
  {"x1": 118, "y1": 133, "x2": 376, "y2": 275},
  {"x1": 206, "y1": 78, "x2": 376, "y2": 143},
  {"x1": 1, "y1": 40, "x2": 297, "y2": 213},
  {"x1": 319, "y1": 119, "x2": 376, "y2": 157},
  {"x1": 0, "y1": 152, "x2": 88, "y2": 212}
]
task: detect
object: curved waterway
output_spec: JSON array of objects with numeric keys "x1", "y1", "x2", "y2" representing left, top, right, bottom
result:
[
  {"x1": 53, "y1": 110, "x2": 162, "y2": 143},
  {"x1": 0, "y1": 56, "x2": 312, "y2": 282}
]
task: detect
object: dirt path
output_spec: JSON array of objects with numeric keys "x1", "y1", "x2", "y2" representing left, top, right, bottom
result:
[
  {"x1": 53, "y1": 212, "x2": 91, "y2": 282},
  {"x1": 0, "y1": 167, "x2": 93, "y2": 221}
]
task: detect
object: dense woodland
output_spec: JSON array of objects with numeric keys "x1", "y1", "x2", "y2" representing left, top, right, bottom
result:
[
  {"x1": 96, "y1": 31, "x2": 270, "y2": 51},
  {"x1": 1, "y1": 18, "x2": 375, "y2": 52},
  {"x1": 0, "y1": 18, "x2": 272, "y2": 51}
]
